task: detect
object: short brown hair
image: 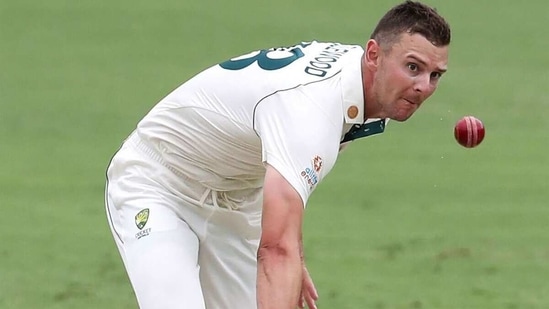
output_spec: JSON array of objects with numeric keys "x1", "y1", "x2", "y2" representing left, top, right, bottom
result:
[{"x1": 370, "y1": 1, "x2": 451, "y2": 49}]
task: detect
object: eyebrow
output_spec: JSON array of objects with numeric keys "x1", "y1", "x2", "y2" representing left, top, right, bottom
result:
[{"x1": 407, "y1": 54, "x2": 447, "y2": 73}]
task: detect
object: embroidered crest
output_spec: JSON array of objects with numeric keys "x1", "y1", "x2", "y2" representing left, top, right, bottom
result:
[{"x1": 135, "y1": 208, "x2": 150, "y2": 230}]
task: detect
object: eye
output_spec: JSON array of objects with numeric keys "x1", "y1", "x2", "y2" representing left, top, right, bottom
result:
[
  {"x1": 407, "y1": 63, "x2": 419, "y2": 72},
  {"x1": 430, "y1": 72, "x2": 442, "y2": 80}
]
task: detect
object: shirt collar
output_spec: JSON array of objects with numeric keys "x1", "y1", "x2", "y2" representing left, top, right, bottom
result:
[{"x1": 341, "y1": 50, "x2": 365, "y2": 124}]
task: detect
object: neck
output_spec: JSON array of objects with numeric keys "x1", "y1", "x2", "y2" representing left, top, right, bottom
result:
[{"x1": 361, "y1": 54, "x2": 380, "y2": 119}]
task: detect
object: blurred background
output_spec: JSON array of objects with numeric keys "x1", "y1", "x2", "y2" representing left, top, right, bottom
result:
[{"x1": 1, "y1": 0, "x2": 547, "y2": 308}]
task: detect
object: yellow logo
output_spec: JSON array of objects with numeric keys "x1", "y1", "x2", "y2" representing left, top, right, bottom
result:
[{"x1": 135, "y1": 209, "x2": 149, "y2": 230}]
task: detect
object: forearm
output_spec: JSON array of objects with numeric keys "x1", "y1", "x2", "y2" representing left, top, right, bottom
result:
[
  {"x1": 258, "y1": 165, "x2": 305, "y2": 309},
  {"x1": 257, "y1": 246, "x2": 303, "y2": 309}
]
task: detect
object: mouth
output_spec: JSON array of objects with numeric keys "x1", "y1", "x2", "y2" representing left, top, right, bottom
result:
[{"x1": 403, "y1": 98, "x2": 417, "y2": 105}]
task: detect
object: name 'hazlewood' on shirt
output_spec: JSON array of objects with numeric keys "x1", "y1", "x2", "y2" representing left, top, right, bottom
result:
[{"x1": 305, "y1": 43, "x2": 351, "y2": 77}]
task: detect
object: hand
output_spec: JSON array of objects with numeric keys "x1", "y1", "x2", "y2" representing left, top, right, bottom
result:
[{"x1": 298, "y1": 265, "x2": 318, "y2": 309}]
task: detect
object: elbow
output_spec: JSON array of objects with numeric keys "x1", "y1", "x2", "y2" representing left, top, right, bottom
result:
[{"x1": 257, "y1": 242, "x2": 297, "y2": 263}]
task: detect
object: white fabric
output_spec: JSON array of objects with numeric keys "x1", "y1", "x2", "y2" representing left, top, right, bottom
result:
[
  {"x1": 106, "y1": 139, "x2": 261, "y2": 309},
  {"x1": 136, "y1": 41, "x2": 365, "y2": 205},
  {"x1": 105, "y1": 41, "x2": 384, "y2": 309}
]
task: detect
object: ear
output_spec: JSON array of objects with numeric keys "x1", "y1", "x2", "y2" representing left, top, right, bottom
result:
[{"x1": 364, "y1": 39, "x2": 380, "y2": 70}]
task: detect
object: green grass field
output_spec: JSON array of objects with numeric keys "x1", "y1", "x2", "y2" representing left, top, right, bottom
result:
[{"x1": 1, "y1": 0, "x2": 547, "y2": 308}]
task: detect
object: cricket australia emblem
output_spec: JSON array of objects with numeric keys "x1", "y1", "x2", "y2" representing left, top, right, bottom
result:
[{"x1": 135, "y1": 208, "x2": 149, "y2": 230}]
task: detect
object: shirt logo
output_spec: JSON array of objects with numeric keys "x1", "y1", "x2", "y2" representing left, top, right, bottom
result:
[
  {"x1": 135, "y1": 208, "x2": 149, "y2": 230},
  {"x1": 301, "y1": 156, "x2": 323, "y2": 189},
  {"x1": 312, "y1": 155, "x2": 323, "y2": 173}
]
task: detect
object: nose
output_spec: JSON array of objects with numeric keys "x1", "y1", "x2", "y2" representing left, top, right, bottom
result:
[{"x1": 413, "y1": 74, "x2": 432, "y2": 94}]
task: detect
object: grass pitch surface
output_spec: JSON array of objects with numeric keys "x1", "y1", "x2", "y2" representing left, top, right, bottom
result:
[{"x1": 1, "y1": 0, "x2": 547, "y2": 308}]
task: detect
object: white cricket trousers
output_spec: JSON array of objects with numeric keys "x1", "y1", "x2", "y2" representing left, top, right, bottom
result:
[{"x1": 105, "y1": 132, "x2": 263, "y2": 309}]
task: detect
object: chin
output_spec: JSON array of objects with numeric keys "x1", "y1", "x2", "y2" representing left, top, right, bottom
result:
[{"x1": 391, "y1": 113, "x2": 414, "y2": 122}]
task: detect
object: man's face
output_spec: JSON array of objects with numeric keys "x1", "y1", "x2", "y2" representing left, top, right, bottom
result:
[{"x1": 371, "y1": 33, "x2": 449, "y2": 121}]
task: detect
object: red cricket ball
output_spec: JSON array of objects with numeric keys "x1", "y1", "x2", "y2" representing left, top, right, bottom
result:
[{"x1": 454, "y1": 116, "x2": 485, "y2": 148}]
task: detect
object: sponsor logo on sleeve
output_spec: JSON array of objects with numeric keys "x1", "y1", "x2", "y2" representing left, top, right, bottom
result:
[
  {"x1": 312, "y1": 155, "x2": 323, "y2": 172},
  {"x1": 301, "y1": 156, "x2": 323, "y2": 190}
]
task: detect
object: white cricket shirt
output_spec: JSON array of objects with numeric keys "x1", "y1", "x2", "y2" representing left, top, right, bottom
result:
[{"x1": 136, "y1": 41, "x2": 386, "y2": 206}]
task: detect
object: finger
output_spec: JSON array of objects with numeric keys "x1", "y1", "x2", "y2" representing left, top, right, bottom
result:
[
  {"x1": 304, "y1": 292, "x2": 317, "y2": 309},
  {"x1": 305, "y1": 281, "x2": 318, "y2": 300},
  {"x1": 298, "y1": 290, "x2": 305, "y2": 309},
  {"x1": 302, "y1": 268, "x2": 319, "y2": 300},
  {"x1": 302, "y1": 279, "x2": 318, "y2": 308}
]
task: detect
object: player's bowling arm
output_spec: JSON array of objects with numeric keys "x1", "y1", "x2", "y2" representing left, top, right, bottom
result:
[{"x1": 257, "y1": 164, "x2": 304, "y2": 309}]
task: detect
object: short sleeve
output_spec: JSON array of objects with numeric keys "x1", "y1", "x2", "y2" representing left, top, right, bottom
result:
[{"x1": 254, "y1": 87, "x2": 343, "y2": 207}]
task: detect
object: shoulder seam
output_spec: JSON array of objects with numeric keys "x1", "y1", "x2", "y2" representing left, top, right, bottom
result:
[{"x1": 252, "y1": 69, "x2": 343, "y2": 137}]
